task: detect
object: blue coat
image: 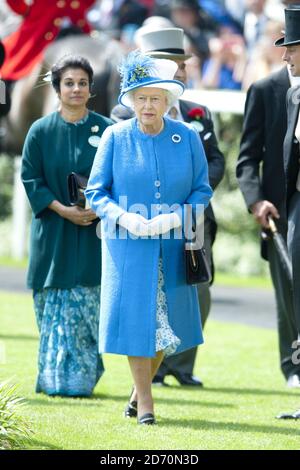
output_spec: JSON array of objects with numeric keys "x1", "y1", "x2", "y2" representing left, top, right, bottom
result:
[{"x1": 85, "y1": 117, "x2": 213, "y2": 357}]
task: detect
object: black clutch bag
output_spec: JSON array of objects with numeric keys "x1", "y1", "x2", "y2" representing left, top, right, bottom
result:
[
  {"x1": 185, "y1": 242, "x2": 212, "y2": 285},
  {"x1": 67, "y1": 172, "x2": 88, "y2": 208}
]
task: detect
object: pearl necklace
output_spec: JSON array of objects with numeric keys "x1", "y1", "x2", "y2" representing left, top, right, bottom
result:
[{"x1": 139, "y1": 119, "x2": 164, "y2": 136}]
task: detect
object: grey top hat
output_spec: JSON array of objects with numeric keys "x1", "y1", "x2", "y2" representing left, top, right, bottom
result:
[
  {"x1": 0, "y1": 41, "x2": 5, "y2": 68},
  {"x1": 275, "y1": 9, "x2": 300, "y2": 47},
  {"x1": 140, "y1": 16, "x2": 174, "y2": 30},
  {"x1": 138, "y1": 28, "x2": 192, "y2": 61}
]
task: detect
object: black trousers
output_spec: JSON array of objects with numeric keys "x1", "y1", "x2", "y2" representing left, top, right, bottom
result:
[
  {"x1": 268, "y1": 215, "x2": 300, "y2": 379},
  {"x1": 287, "y1": 191, "x2": 300, "y2": 343}
]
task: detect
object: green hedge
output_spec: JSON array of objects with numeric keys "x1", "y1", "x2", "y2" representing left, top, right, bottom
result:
[
  {"x1": 212, "y1": 113, "x2": 268, "y2": 276},
  {"x1": 0, "y1": 155, "x2": 14, "y2": 221}
]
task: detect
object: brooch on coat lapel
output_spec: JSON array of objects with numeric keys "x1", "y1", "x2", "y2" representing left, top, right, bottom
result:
[
  {"x1": 88, "y1": 125, "x2": 101, "y2": 147},
  {"x1": 172, "y1": 134, "x2": 181, "y2": 143},
  {"x1": 88, "y1": 135, "x2": 101, "y2": 147}
]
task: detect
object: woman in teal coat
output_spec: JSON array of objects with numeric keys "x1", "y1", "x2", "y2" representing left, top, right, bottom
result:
[
  {"x1": 86, "y1": 51, "x2": 213, "y2": 423},
  {"x1": 21, "y1": 55, "x2": 112, "y2": 397}
]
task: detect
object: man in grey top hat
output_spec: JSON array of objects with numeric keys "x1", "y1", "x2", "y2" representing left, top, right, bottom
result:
[
  {"x1": 136, "y1": 26, "x2": 224, "y2": 387},
  {"x1": 274, "y1": 7, "x2": 300, "y2": 419}
]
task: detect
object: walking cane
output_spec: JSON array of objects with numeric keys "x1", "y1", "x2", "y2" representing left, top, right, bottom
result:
[{"x1": 267, "y1": 215, "x2": 293, "y2": 285}]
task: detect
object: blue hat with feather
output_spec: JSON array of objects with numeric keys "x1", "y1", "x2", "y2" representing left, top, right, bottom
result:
[{"x1": 118, "y1": 50, "x2": 185, "y2": 108}]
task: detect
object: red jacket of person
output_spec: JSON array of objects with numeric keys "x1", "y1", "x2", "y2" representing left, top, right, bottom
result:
[{"x1": 1, "y1": 0, "x2": 95, "y2": 80}]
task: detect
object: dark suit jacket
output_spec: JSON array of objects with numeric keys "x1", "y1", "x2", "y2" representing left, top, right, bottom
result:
[
  {"x1": 237, "y1": 67, "x2": 290, "y2": 259},
  {"x1": 283, "y1": 85, "x2": 300, "y2": 207},
  {"x1": 0, "y1": 80, "x2": 11, "y2": 118},
  {"x1": 179, "y1": 99, "x2": 225, "y2": 242}
]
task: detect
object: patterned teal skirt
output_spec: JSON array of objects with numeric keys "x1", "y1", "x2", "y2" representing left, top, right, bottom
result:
[{"x1": 33, "y1": 285, "x2": 104, "y2": 397}]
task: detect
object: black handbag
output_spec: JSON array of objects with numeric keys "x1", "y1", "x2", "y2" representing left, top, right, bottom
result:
[
  {"x1": 185, "y1": 242, "x2": 212, "y2": 285},
  {"x1": 67, "y1": 172, "x2": 88, "y2": 208}
]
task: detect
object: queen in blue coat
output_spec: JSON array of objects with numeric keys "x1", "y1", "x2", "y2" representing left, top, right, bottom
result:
[{"x1": 85, "y1": 51, "x2": 213, "y2": 425}]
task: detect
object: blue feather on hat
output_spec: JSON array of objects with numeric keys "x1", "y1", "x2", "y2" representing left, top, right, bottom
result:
[{"x1": 119, "y1": 50, "x2": 155, "y2": 91}]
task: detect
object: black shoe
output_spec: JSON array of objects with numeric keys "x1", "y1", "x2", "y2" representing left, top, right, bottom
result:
[
  {"x1": 294, "y1": 409, "x2": 300, "y2": 419},
  {"x1": 124, "y1": 387, "x2": 137, "y2": 418},
  {"x1": 124, "y1": 400, "x2": 137, "y2": 418},
  {"x1": 276, "y1": 409, "x2": 300, "y2": 419},
  {"x1": 169, "y1": 372, "x2": 203, "y2": 386},
  {"x1": 138, "y1": 413, "x2": 156, "y2": 425},
  {"x1": 152, "y1": 375, "x2": 169, "y2": 387}
]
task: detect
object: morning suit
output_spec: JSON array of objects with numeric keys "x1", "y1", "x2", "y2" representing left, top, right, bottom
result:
[{"x1": 237, "y1": 67, "x2": 300, "y2": 378}]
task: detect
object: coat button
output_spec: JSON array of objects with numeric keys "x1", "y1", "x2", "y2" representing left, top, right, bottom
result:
[
  {"x1": 203, "y1": 132, "x2": 212, "y2": 141},
  {"x1": 154, "y1": 180, "x2": 160, "y2": 187},
  {"x1": 54, "y1": 18, "x2": 62, "y2": 27},
  {"x1": 56, "y1": 0, "x2": 66, "y2": 7},
  {"x1": 71, "y1": 0, "x2": 80, "y2": 8},
  {"x1": 155, "y1": 192, "x2": 161, "y2": 199},
  {"x1": 45, "y1": 32, "x2": 54, "y2": 41},
  {"x1": 77, "y1": 19, "x2": 86, "y2": 27}
]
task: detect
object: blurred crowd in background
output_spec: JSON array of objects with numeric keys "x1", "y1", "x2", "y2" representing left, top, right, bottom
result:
[{"x1": 0, "y1": 0, "x2": 292, "y2": 92}]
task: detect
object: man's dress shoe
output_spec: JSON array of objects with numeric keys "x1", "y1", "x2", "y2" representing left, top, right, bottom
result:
[
  {"x1": 170, "y1": 372, "x2": 203, "y2": 386},
  {"x1": 276, "y1": 409, "x2": 300, "y2": 419},
  {"x1": 152, "y1": 375, "x2": 169, "y2": 387},
  {"x1": 287, "y1": 374, "x2": 300, "y2": 388}
]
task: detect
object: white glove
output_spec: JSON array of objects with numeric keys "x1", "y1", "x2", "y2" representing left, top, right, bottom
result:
[
  {"x1": 118, "y1": 212, "x2": 151, "y2": 237},
  {"x1": 148, "y1": 212, "x2": 182, "y2": 236}
]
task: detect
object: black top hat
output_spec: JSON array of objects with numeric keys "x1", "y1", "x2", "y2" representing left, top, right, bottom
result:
[
  {"x1": 275, "y1": 9, "x2": 300, "y2": 47},
  {"x1": 0, "y1": 40, "x2": 5, "y2": 68},
  {"x1": 170, "y1": 0, "x2": 199, "y2": 10}
]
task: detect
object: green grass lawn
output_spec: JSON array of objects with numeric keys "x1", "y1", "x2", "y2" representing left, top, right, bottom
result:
[
  {"x1": 0, "y1": 256, "x2": 273, "y2": 289},
  {"x1": 214, "y1": 272, "x2": 272, "y2": 289},
  {"x1": 0, "y1": 257, "x2": 28, "y2": 269},
  {"x1": 0, "y1": 290, "x2": 300, "y2": 450}
]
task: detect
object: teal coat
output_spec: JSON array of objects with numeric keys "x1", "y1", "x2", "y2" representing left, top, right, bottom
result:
[
  {"x1": 21, "y1": 111, "x2": 112, "y2": 289},
  {"x1": 86, "y1": 117, "x2": 213, "y2": 357}
]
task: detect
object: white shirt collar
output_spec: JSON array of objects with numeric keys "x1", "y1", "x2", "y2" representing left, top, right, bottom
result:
[
  {"x1": 166, "y1": 100, "x2": 183, "y2": 121},
  {"x1": 289, "y1": 69, "x2": 300, "y2": 87}
]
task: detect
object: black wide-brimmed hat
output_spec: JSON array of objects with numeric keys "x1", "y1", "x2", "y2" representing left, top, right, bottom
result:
[
  {"x1": 0, "y1": 40, "x2": 5, "y2": 67},
  {"x1": 275, "y1": 8, "x2": 300, "y2": 47}
]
